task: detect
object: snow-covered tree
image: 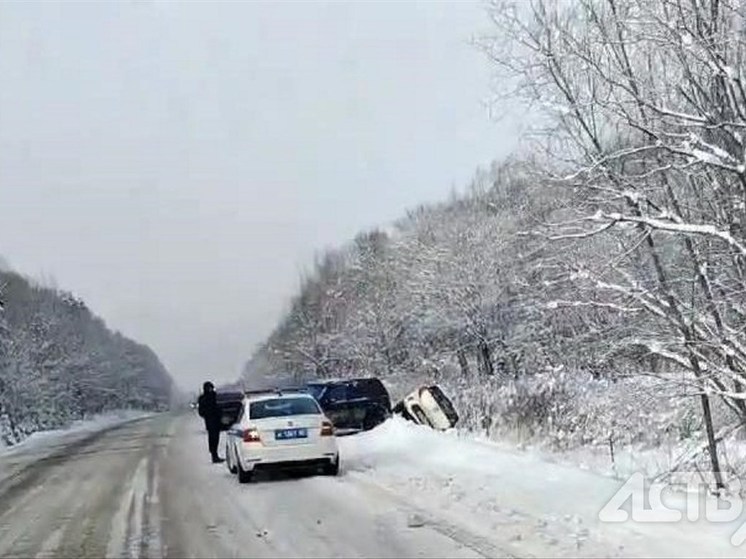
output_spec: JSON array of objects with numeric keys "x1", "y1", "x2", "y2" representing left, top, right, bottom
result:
[
  {"x1": 0, "y1": 269, "x2": 173, "y2": 445},
  {"x1": 484, "y1": 0, "x2": 746, "y2": 488}
]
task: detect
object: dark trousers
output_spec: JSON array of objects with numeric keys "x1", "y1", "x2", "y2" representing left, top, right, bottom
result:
[{"x1": 207, "y1": 427, "x2": 220, "y2": 458}]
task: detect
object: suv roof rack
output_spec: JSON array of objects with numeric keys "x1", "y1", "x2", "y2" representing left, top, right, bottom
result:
[
  {"x1": 306, "y1": 377, "x2": 385, "y2": 386},
  {"x1": 243, "y1": 386, "x2": 309, "y2": 397},
  {"x1": 306, "y1": 377, "x2": 354, "y2": 385}
]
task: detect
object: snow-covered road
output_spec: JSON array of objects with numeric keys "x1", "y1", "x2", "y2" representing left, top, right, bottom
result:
[{"x1": 0, "y1": 413, "x2": 742, "y2": 558}]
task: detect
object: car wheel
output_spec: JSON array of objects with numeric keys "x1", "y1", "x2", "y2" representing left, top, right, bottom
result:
[
  {"x1": 324, "y1": 456, "x2": 340, "y2": 476},
  {"x1": 227, "y1": 444, "x2": 237, "y2": 474},
  {"x1": 237, "y1": 458, "x2": 253, "y2": 484}
]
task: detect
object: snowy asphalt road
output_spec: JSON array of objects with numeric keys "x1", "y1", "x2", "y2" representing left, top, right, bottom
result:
[
  {"x1": 0, "y1": 414, "x2": 501, "y2": 559},
  {"x1": 2, "y1": 413, "x2": 744, "y2": 558}
]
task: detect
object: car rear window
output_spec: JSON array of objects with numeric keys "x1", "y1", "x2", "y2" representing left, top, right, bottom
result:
[
  {"x1": 249, "y1": 397, "x2": 321, "y2": 419},
  {"x1": 359, "y1": 379, "x2": 388, "y2": 398},
  {"x1": 306, "y1": 384, "x2": 325, "y2": 400},
  {"x1": 337, "y1": 379, "x2": 389, "y2": 401}
]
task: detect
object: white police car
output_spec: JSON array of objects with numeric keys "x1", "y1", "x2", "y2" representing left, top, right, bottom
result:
[{"x1": 225, "y1": 389, "x2": 340, "y2": 483}]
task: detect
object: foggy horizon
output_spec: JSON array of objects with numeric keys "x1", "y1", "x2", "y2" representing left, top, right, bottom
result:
[{"x1": 1, "y1": 1, "x2": 522, "y2": 391}]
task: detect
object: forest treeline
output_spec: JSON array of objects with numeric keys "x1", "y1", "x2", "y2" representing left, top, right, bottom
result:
[
  {"x1": 243, "y1": 0, "x2": 746, "y2": 485},
  {"x1": 0, "y1": 268, "x2": 173, "y2": 445}
]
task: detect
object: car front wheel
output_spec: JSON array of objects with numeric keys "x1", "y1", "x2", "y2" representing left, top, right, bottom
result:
[
  {"x1": 226, "y1": 443, "x2": 237, "y2": 474},
  {"x1": 323, "y1": 456, "x2": 340, "y2": 476}
]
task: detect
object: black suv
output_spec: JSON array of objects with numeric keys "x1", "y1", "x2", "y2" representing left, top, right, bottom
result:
[
  {"x1": 215, "y1": 390, "x2": 244, "y2": 431},
  {"x1": 306, "y1": 377, "x2": 392, "y2": 435}
]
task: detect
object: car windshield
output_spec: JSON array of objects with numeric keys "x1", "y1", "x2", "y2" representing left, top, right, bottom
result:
[{"x1": 250, "y1": 397, "x2": 321, "y2": 419}]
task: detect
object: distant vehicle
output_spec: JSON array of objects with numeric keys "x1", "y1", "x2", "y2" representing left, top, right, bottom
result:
[
  {"x1": 215, "y1": 390, "x2": 244, "y2": 431},
  {"x1": 392, "y1": 385, "x2": 459, "y2": 431},
  {"x1": 306, "y1": 377, "x2": 392, "y2": 435},
  {"x1": 224, "y1": 389, "x2": 340, "y2": 483}
]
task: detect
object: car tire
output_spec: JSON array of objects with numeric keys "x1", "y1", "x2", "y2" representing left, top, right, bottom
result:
[
  {"x1": 324, "y1": 456, "x2": 340, "y2": 476},
  {"x1": 227, "y1": 445, "x2": 237, "y2": 474},
  {"x1": 237, "y1": 458, "x2": 253, "y2": 484}
]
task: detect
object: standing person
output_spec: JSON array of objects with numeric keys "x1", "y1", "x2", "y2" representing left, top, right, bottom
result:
[{"x1": 197, "y1": 381, "x2": 224, "y2": 463}]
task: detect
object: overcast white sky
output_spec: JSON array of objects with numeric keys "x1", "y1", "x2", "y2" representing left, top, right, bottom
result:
[{"x1": 0, "y1": 0, "x2": 521, "y2": 391}]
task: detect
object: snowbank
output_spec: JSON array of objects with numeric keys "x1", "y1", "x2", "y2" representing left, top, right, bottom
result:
[
  {"x1": 0, "y1": 409, "x2": 153, "y2": 457},
  {"x1": 339, "y1": 418, "x2": 746, "y2": 557}
]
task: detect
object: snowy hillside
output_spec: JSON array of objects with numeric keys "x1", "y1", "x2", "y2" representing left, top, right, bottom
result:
[{"x1": 0, "y1": 269, "x2": 173, "y2": 446}]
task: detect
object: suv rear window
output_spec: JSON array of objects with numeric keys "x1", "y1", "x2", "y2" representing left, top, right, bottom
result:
[
  {"x1": 356, "y1": 379, "x2": 388, "y2": 398},
  {"x1": 346, "y1": 379, "x2": 390, "y2": 406},
  {"x1": 249, "y1": 397, "x2": 321, "y2": 419},
  {"x1": 313, "y1": 379, "x2": 389, "y2": 401}
]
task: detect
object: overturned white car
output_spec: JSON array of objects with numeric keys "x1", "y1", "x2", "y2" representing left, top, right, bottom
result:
[{"x1": 392, "y1": 385, "x2": 459, "y2": 431}]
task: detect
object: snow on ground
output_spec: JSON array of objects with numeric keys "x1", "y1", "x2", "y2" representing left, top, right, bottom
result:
[
  {"x1": 0, "y1": 409, "x2": 152, "y2": 458},
  {"x1": 167, "y1": 417, "x2": 493, "y2": 558},
  {"x1": 473, "y1": 430, "x2": 719, "y2": 486},
  {"x1": 3, "y1": 411, "x2": 745, "y2": 557},
  {"x1": 339, "y1": 417, "x2": 746, "y2": 558}
]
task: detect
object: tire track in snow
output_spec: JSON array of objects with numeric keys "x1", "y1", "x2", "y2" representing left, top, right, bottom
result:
[
  {"x1": 33, "y1": 526, "x2": 65, "y2": 559},
  {"x1": 0, "y1": 415, "x2": 171, "y2": 559},
  {"x1": 0, "y1": 418, "x2": 148, "y2": 514},
  {"x1": 106, "y1": 424, "x2": 169, "y2": 559},
  {"x1": 345, "y1": 470, "x2": 524, "y2": 559}
]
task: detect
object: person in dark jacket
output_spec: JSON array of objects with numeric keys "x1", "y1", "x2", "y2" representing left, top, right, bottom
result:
[{"x1": 197, "y1": 381, "x2": 224, "y2": 463}]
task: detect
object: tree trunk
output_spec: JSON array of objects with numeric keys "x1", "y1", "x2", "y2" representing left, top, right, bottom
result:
[
  {"x1": 479, "y1": 342, "x2": 494, "y2": 376},
  {"x1": 508, "y1": 352, "x2": 520, "y2": 379},
  {"x1": 729, "y1": 371, "x2": 746, "y2": 424},
  {"x1": 457, "y1": 348, "x2": 470, "y2": 377},
  {"x1": 700, "y1": 392, "x2": 725, "y2": 492}
]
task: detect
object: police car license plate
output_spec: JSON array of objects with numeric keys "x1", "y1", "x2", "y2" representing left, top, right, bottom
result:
[{"x1": 275, "y1": 428, "x2": 308, "y2": 440}]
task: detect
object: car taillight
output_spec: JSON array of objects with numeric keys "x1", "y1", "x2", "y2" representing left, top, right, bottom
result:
[
  {"x1": 320, "y1": 421, "x2": 334, "y2": 436},
  {"x1": 243, "y1": 428, "x2": 261, "y2": 443}
]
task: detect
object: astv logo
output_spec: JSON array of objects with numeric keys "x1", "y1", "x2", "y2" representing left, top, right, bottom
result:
[{"x1": 599, "y1": 472, "x2": 746, "y2": 546}]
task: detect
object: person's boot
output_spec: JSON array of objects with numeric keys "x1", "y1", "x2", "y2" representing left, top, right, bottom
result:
[{"x1": 212, "y1": 454, "x2": 225, "y2": 464}]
